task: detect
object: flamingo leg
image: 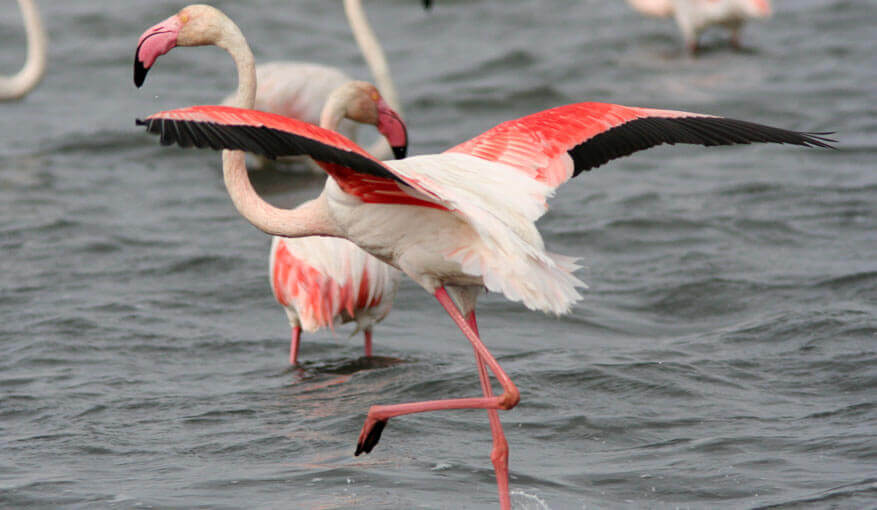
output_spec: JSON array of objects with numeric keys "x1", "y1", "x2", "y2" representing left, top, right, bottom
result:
[
  {"x1": 363, "y1": 327, "x2": 373, "y2": 357},
  {"x1": 730, "y1": 28, "x2": 742, "y2": 50},
  {"x1": 687, "y1": 40, "x2": 699, "y2": 55},
  {"x1": 289, "y1": 326, "x2": 302, "y2": 365},
  {"x1": 355, "y1": 287, "x2": 518, "y2": 509},
  {"x1": 467, "y1": 311, "x2": 511, "y2": 510}
]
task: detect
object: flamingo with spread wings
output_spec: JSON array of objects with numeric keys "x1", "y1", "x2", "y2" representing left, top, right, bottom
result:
[
  {"x1": 133, "y1": 6, "x2": 834, "y2": 509},
  {"x1": 627, "y1": 0, "x2": 772, "y2": 53},
  {"x1": 1, "y1": 0, "x2": 47, "y2": 101}
]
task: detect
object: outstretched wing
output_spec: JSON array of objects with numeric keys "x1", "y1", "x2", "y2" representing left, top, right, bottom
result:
[
  {"x1": 447, "y1": 102, "x2": 835, "y2": 188},
  {"x1": 137, "y1": 105, "x2": 444, "y2": 209}
]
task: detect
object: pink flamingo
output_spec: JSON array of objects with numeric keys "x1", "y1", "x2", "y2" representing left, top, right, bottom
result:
[
  {"x1": 133, "y1": 5, "x2": 834, "y2": 508},
  {"x1": 134, "y1": 5, "x2": 406, "y2": 366},
  {"x1": 270, "y1": 81, "x2": 404, "y2": 366},
  {"x1": 270, "y1": 227, "x2": 401, "y2": 365},
  {"x1": 626, "y1": 0, "x2": 772, "y2": 53},
  {"x1": 0, "y1": 0, "x2": 47, "y2": 101},
  {"x1": 221, "y1": 0, "x2": 407, "y2": 164}
]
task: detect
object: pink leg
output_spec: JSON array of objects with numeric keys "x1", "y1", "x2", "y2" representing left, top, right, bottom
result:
[
  {"x1": 687, "y1": 40, "x2": 699, "y2": 56},
  {"x1": 355, "y1": 287, "x2": 518, "y2": 510},
  {"x1": 467, "y1": 312, "x2": 511, "y2": 510},
  {"x1": 731, "y1": 29, "x2": 742, "y2": 50},
  {"x1": 363, "y1": 328, "x2": 373, "y2": 357},
  {"x1": 289, "y1": 326, "x2": 302, "y2": 365}
]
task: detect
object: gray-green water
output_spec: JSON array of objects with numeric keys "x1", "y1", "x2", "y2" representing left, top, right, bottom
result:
[{"x1": 1, "y1": 0, "x2": 875, "y2": 508}]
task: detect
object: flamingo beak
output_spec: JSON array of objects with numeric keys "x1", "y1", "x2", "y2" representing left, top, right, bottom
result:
[
  {"x1": 134, "y1": 15, "x2": 183, "y2": 87},
  {"x1": 375, "y1": 99, "x2": 408, "y2": 159}
]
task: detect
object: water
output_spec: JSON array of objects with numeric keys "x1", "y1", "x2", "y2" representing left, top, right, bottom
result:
[{"x1": 1, "y1": 0, "x2": 875, "y2": 508}]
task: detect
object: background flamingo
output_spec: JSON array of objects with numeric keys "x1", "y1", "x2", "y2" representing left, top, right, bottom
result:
[
  {"x1": 134, "y1": 5, "x2": 834, "y2": 510},
  {"x1": 627, "y1": 0, "x2": 772, "y2": 53},
  {"x1": 271, "y1": 232, "x2": 400, "y2": 365},
  {"x1": 271, "y1": 82, "x2": 404, "y2": 365},
  {"x1": 135, "y1": 5, "x2": 406, "y2": 366},
  {"x1": 221, "y1": 0, "x2": 407, "y2": 165},
  {"x1": 0, "y1": 0, "x2": 47, "y2": 101}
]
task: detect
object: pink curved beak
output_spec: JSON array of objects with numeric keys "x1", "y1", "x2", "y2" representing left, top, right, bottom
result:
[
  {"x1": 134, "y1": 15, "x2": 183, "y2": 87},
  {"x1": 375, "y1": 99, "x2": 408, "y2": 159}
]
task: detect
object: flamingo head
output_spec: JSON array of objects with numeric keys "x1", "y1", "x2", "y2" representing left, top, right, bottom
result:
[
  {"x1": 329, "y1": 82, "x2": 409, "y2": 159},
  {"x1": 375, "y1": 98, "x2": 409, "y2": 159},
  {"x1": 134, "y1": 5, "x2": 232, "y2": 87},
  {"x1": 743, "y1": 0, "x2": 772, "y2": 18}
]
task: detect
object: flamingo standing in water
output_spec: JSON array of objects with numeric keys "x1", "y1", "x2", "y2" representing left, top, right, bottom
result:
[
  {"x1": 271, "y1": 231, "x2": 401, "y2": 365},
  {"x1": 271, "y1": 81, "x2": 404, "y2": 365},
  {"x1": 133, "y1": 5, "x2": 834, "y2": 508},
  {"x1": 221, "y1": 0, "x2": 409, "y2": 164},
  {"x1": 134, "y1": 5, "x2": 406, "y2": 366},
  {"x1": 1, "y1": 0, "x2": 47, "y2": 101},
  {"x1": 626, "y1": 0, "x2": 772, "y2": 53}
]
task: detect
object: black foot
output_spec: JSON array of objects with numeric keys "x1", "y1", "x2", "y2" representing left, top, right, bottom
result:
[{"x1": 355, "y1": 419, "x2": 387, "y2": 456}]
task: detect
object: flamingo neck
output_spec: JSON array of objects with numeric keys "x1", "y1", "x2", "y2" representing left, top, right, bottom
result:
[
  {"x1": 319, "y1": 88, "x2": 352, "y2": 132},
  {"x1": 344, "y1": 0, "x2": 401, "y2": 115},
  {"x1": 222, "y1": 151, "x2": 341, "y2": 239},
  {"x1": 212, "y1": 16, "x2": 256, "y2": 109},
  {"x1": 214, "y1": 18, "x2": 340, "y2": 240},
  {"x1": 0, "y1": 0, "x2": 47, "y2": 101}
]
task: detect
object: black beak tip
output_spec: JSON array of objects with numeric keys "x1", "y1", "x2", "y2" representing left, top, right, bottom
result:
[
  {"x1": 423, "y1": 0, "x2": 432, "y2": 10},
  {"x1": 134, "y1": 57, "x2": 148, "y2": 88},
  {"x1": 392, "y1": 146, "x2": 407, "y2": 159}
]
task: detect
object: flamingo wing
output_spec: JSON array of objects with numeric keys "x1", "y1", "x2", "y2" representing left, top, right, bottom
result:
[
  {"x1": 137, "y1": 105, "x2": 443, "y2": 209},
  {"x1": 447, "y1": 102, "x2": 835, "y2": 189}
]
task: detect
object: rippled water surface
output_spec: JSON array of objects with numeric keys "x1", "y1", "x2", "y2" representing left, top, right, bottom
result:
[{"x1": 1, "y1": 0, "x2": 875, "y2": 508}]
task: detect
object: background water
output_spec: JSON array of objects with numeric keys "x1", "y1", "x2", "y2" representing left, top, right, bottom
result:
[{"x1": 1, "y1": 0, "x2": 875, "y2": 508}]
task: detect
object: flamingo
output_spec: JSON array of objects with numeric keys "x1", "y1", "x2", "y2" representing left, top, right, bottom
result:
[
  {"x1": 134, "y1": 5, "x2": 407, "y2": 366},
  {"x1": 220, "y1": 0, "x2": 408, "y2": 165},
  {"x1": 271, "y1": 80, "x2": 405, "y2": 365},
  {"x1": 626, "y1": 0, "x2": 772, "y2": 54},
  {"x1": 271, "y1": 233, "x2": 401, "y2": 365},
  {"x1": 0, "y1": 0, "x2": 47, "y2": 101},
  {"x1": 133, "y1": 5, "x2": 834, "y2": 508}
]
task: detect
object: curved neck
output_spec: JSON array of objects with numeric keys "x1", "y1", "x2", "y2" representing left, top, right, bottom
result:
[
  {"x1": 0, "y1": 0, "x2": 47, "y2": 101},
  {"x1": 344, "y1": 0, "x2": 400, "y2": 115},
  {"x1": 319, "y1": 89, "x2": 349, "y2": 133},
  {"x1": 212, "y1": 15, "x2": 256, "y2": 109},
  {"x1": 214, "y1": 15, "x2": 339, "y2": 239},
  {"x1": 222, "y1": 151, "x2": 341, "y2": 238}
]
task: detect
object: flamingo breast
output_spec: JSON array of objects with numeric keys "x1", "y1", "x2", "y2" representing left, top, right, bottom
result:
[{"x1": 324, "y1": 155, "x2": 587, "y2": 315}]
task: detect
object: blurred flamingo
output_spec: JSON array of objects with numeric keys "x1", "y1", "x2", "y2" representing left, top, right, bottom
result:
[
  {"x1": 222, "y1": 0, "x2": 407, "y2": 165},
  {"x1": 134, "y1": 4, "x2": 834, "y2": 509},
  {"x1": 1, "y1": 0, "x2": 47, "y2": 101},
  {"x1": 134, "y1": 5, "x2": 406, "y2": 365},
  {"x1": 627, "y1": 0, "x2": 772, "y2": 53}
]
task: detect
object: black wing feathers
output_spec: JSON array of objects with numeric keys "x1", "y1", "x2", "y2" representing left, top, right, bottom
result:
[
  {"x1": 570, "y1": 116, "x2": 835, "y2": 176},
  {"x1": 137, "y1": 117, "x2": 403, "y2": 183}
]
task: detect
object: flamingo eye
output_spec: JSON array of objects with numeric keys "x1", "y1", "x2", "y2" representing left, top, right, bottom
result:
[
  {"x1": 371, "y1": 91, "x2": 380, "y2": 102},
  {"x1": 180, "y1": 13, "x2": 189, "y2": 23}
]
